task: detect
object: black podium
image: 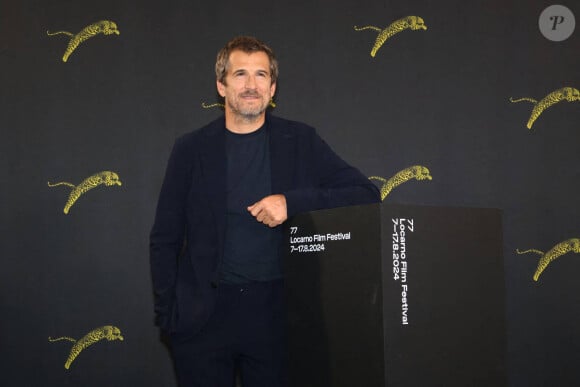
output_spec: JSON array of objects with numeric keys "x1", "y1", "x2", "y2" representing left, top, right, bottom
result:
[{"x1": 284, "y1": 203, "x2": 506, "y2": 387}]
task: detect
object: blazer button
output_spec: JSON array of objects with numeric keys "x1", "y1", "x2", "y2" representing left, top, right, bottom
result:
[{"x1": 210, "y1": 281, "x2": 218, "y2": 289}]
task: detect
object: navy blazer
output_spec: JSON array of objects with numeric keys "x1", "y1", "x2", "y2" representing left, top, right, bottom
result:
[{"x1": 150, "y1": 114, "x2": 380, "y2": 334}]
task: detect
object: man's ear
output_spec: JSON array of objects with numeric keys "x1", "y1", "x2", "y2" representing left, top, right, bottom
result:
[
  {"x1": 216, "y1": 80, "x2": 226, "y2": 97},
  {"x1": 270, "y1": 81, "x2": 276, "y2": 98}
]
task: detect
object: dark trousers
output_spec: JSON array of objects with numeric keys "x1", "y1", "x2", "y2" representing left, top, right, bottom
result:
[{"x1": 170, "y1": 280, "x2": 288, "y2": 387}]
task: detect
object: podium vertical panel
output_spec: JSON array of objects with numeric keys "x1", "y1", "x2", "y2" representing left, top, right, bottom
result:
[
  {"x1": 285, "y1": 203, "x2": 506, "y2": 387},
  {"x1": 381, "y1": 204, "x2": 506, "y2": 387},
  {"x1": 285, "y1": 203, "x2": 383, "y2": 387}
]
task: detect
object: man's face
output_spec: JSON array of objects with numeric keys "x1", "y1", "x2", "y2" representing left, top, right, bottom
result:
[{"x1": 217, "y1": 50, "x2": 276, "y2": 120}]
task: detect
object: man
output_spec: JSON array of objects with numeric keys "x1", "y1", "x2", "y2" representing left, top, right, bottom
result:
[{"x1": 150, "y1": 36, "x2": 380, "y2": 387}]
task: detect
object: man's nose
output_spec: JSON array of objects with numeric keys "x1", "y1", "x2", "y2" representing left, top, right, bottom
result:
[{"x1": 245, "y1": 75, "x2": 257, "y2": 89}]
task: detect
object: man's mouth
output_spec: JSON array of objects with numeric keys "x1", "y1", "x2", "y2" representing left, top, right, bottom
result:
[{"x1": 241, "y1": 92, "x2": 260, "y2": 99}]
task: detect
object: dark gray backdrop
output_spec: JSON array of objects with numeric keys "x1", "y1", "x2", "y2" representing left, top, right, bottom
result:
[{"x1": 1, "y1": 0, "x2": 579, "y2": 385}]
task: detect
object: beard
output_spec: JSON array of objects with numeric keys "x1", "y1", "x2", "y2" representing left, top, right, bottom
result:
[{"x1": 226, "y1": 91, "x2": 269, "y2": 120}]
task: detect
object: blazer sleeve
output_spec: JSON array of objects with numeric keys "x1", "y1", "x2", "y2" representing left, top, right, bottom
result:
[
  {"x1": 149, "y1": 136, "x2": 193, "y2": 330},
  {"x1": 283, "y1": 129, "x2": 380, "y2": 217}
]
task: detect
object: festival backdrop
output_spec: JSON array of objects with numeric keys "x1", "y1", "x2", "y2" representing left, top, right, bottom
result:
[{"x1": 1, "y1": 0, "x2": 578, "y2": 385}]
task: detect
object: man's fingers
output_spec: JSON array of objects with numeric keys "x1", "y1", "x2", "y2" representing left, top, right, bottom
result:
[
  {"x1": 248, "y1": 203, "x2": 268, "y2": 222},
  {"x1": 247, "y1": 194, "x2": 287, "y2": 226},
  {"x1": 247, "y1": 202, "x2": 262, "y2": 217}
]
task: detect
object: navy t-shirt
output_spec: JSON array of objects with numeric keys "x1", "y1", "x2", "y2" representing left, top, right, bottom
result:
[{"x1": 221, "y1": 123, "x2": 283, "y2": 284}]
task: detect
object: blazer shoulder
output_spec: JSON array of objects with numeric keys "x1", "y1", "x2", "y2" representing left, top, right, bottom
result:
[
  {"x1": 268, "y1": 114, "x2": 316, "y2": 137},
  {"x1": 174, "y1": 116, "x2": 224, "y2": 147}
]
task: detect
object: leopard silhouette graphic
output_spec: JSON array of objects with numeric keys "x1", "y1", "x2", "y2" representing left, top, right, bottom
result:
[
  {"x1": 47, "y1": 171, "x2": 122, "y2": 214},
  {"x1": 47, "y1": 20, "x2": 120, "y2": 62},
  {"x1": 354, "y1": 16, "x2": 427, "y2": 57},
  {"x1": 369, "y1": 165, "x2": 432, "y2": 201},
  {"x1": 517, "y1": 238, "x2": 580, "y2": 281},
  {"x1": 510, "y1": 87, "x2": 580, "y2": 129},
  {"x1": 48, "y1": 325, "x2": 124, "y2": 369}
]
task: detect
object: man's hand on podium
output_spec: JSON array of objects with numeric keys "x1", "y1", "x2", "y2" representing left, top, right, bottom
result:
[{"x1": 248, "y1": 194, "x2": 288, "y2": 227}]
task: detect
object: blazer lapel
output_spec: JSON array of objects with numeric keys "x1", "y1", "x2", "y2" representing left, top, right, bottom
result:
[
  {"x1": 268, "y1": 115, "x2": 296, "y2": 193},
  {"x1": 199, "y1": 119, "x2": 227, "y2": 247}
]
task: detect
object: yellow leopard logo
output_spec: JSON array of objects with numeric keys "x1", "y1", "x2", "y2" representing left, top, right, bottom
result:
[
  {"x1": 47, "y1": 20, "x2": 120, "y2": 62},
  {"x1": 354, "y1": 16, "x2": 427, "y2": 57},
  {"x1": 516, "y1": 238, "x2": 580, "y2": 281},
  {"x1": 369, "y1": 165, "x2": 432, "y2": 201},
  {"x1": 47, "y1": 171, "x2": 122, "y2": 214},
  {"x1": 510, "y1": 87, "x2": 580, "y2": 129},
  {"x1": 49, "y1": 325, "x2": 124, "y2": 369}
]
